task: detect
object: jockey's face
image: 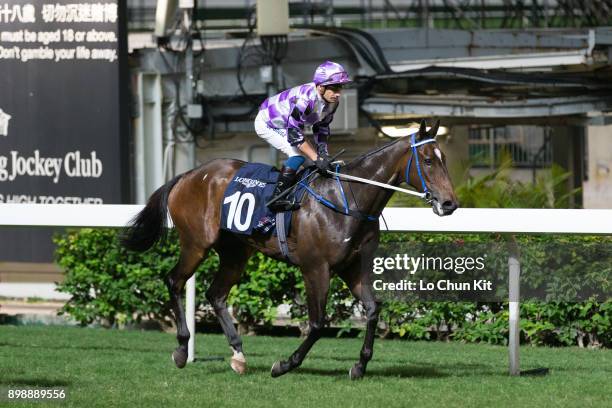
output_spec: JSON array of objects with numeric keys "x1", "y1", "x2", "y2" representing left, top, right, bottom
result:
[{"x1": 318, "y1": 84, "x2": 342, "y2": 103}]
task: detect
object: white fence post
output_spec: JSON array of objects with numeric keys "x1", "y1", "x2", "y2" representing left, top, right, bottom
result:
[
  {"x1": 507, "y1": 235, "x2": 521, "y2": 376},
  {"x1": 186, "y1": 274, "x2": 196, "y2": 363}
]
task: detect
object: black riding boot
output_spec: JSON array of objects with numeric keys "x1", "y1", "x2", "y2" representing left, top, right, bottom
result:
[{"x1": 268, "y1": 166, "x2": 300, "y2": 212}]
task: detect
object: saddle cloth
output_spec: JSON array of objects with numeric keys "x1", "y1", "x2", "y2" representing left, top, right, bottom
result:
[{"x1": 220, "y1": 162, "x2": 309, "y2": 235}]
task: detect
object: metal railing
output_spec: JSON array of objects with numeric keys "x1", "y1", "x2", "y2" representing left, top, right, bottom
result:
[{"x1": 468, "y1": 126, "x2": 553, "y2": 169}]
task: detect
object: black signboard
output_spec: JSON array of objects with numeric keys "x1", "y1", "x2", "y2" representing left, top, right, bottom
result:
[{"x1": 0, "y1": 0, "x2": 128, "y2": 261}]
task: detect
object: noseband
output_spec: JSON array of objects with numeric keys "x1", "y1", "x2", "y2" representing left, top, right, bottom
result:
[{"x1": 406, "y1": 133, "x2": 436, "y2": 202}]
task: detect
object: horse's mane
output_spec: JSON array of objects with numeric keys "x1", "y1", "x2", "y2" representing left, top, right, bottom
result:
[{"x1": 344, "y1": 137, "x2": 404, "y2": 171}]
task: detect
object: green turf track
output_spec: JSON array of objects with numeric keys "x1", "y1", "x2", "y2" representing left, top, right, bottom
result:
[{"x1": 0, "y1": 326, "x2": 610, "y2": 407}]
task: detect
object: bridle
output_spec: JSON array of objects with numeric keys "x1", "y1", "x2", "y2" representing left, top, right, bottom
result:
[
  {"x1": 328, "y1": 131, "x2": 437, "y2": 203},
  {"x1": 406, "y1": 132, "x2": 437, "y2": 203},
  {"x1": 297, "y1": 132, "x2": 440, "y2": 221}
]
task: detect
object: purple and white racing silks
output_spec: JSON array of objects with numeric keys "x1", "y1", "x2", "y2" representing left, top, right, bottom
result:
[{"x1": 257, "y1": 82, "x2": 338, "y2": 152}]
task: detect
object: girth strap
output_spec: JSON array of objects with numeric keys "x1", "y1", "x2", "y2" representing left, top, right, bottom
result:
[{"x1": 275, "y1": 211, "x2": 295, "y2": 263}]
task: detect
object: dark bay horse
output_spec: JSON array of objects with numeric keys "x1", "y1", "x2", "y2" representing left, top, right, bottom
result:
[{"x1": 123, "y1": 120, "x2": 458, "y2": 379}]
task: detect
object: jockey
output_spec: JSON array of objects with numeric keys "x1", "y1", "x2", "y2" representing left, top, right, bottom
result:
[{"x1": 255, "y1": 60, "x2": 352, "y2": 211}]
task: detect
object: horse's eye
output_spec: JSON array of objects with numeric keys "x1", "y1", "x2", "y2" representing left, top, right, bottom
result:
[{"x1": 424, "y1": 158, "x2": 433, "y2": 166}]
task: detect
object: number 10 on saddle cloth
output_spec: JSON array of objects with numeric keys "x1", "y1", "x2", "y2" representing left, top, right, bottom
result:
[{"x1": 220, "y1": 163, "x2": 306, "y2": 235}]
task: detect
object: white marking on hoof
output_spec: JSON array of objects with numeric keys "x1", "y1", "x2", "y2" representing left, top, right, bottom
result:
[
  {"x1": 271, "y1": 361, "x2": 281, "y2": 377},
  {"x1": 230, "y1": 350, "x2": 246, "y2": 375},
  {"x1": 232, "y1": 350, "x2": 245, "y2": 362}
]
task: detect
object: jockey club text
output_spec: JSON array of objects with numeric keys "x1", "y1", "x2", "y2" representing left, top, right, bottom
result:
[{"x1": 0, "y1": 150, "x2": 102, "y2": 183}]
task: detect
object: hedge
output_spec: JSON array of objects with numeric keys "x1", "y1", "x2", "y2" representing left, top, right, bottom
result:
[{"x1": 53, "y1": 229, "x2": 611, "y2": 348}]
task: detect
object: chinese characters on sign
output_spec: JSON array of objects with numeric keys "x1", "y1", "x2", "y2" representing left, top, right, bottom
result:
[{"x1": 0, "y1": 3, "x2": 117, "y2": 23}]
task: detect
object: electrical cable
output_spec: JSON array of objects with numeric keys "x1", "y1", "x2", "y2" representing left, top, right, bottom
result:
[{"x1": 330, "y1": 26, "x2": 392, "y2": 73}]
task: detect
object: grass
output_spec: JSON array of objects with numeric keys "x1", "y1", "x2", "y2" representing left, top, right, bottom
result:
[{"x1": 0, "y1": 326, "x2": 610, "y2": 407}]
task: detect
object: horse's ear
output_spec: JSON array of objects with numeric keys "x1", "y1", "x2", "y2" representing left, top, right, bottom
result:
[
  {"x1": 418, "y1": 119, "x2": 427, "y2": 138},
  {"x1": 428, "y1": 120, "x2": 440, "y2": 137}
]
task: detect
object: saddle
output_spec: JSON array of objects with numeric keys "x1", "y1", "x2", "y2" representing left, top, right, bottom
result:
[{"x1": 221, "y1": 161, "x2": 376, "y2": 262}]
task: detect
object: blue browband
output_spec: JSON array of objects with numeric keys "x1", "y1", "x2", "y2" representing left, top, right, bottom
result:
[{"x1": 406, "y1": 133, "x2": 436, "y2": 196}]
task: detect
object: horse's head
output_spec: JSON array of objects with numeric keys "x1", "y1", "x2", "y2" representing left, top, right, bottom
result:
[{"x1": 403, "y1": 120, "x2": 459, "y2": 216}]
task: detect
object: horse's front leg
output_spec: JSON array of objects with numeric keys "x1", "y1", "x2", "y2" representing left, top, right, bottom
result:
[
  {"x1": 271, "y1": 265, "x2": 330, "y2": 377},
  {"x1": 351, "y1": 292, "x2": 380, "y2": 380},
  {"x1": 339, "y1": 240, "x2": 381, "y2": 380}
]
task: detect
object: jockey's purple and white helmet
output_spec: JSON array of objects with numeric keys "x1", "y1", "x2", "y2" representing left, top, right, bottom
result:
[{"x1": 313, "y1": 61, "x2": 352, "y2": 87}]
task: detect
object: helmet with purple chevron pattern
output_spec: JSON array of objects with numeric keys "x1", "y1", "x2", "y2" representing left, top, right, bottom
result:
[{"x1": 313, "y1": 61, "x2": 352, "y2": 86}]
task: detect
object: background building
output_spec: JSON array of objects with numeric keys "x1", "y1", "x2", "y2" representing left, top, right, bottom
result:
[
  {"x1": 128, "y1": 0, "x2": 612, "y2": 209},
  {"x1": 1, "y1": 0, "x2": 611, "y2": 300}
]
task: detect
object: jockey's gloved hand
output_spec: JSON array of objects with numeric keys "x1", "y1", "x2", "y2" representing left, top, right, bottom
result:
[{"x1": 315, "y1": 155, "x2": 333, "y2": 175}]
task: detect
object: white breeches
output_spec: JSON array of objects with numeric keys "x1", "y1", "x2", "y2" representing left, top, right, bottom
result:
[{"x1": 254, "y1": 111, "x2": 302, "y2": 157}]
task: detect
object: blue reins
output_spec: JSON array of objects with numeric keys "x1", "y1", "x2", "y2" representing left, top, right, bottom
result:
[
  {"x1": 299, "y1": 135, "x2": 436, "y2": 221},
  {"x1": 298, "y1": 165, "x2": 378, "y2": 221}
]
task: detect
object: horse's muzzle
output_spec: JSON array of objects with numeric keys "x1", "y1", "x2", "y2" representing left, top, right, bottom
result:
[
  {"x1": 441, "y1": 200, "x2": 458, "y2": 215},
  {"x1": 431, "y1": 197, "x2": 458, "y2": 217}
]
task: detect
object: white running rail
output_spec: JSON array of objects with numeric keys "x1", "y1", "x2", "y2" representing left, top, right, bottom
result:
[{"x1": 1, "y1": 204, "x2": 611, "y2": 375}]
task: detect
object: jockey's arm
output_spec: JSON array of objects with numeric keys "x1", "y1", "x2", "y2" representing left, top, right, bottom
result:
[
  {"x1": 287, "y1": 101, "x2": 320, "y2": 162},
  {"x1": 287, "y1": 97, "x2": 334, "y2": 163},
  {"x1": 312, "y1": 102, "x2": 336, "y2": 158}
]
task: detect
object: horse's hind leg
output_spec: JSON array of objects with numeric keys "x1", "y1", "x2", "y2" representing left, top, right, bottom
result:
[
  {"x1": 166, "y1": 246, "x2": 206, "y2": 368},
  {"x1": 206, "y1": 235, "x2": 253, "y2": 374}
]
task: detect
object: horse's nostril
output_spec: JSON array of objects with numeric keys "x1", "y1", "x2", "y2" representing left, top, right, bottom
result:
[{"x1": 443, "y1": 201, "x2": 455, "y2": 210}]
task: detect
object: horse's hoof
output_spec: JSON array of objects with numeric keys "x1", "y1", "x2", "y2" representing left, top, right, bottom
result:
[
  {"x1": 231, "y1": 356, "x2": 247, "y2": 375},
  {"x1": 172, "y1": 349, "x2": 188, "y2": 369},
  {"x1": 349, "y1": 365, "x2": 364, "y2": 380},
  {"x1": 271, "y1": 361, "x2": 287, "y2": 378}
]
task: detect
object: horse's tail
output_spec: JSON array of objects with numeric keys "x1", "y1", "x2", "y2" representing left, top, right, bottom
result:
[{"x1": 122, "y1": 175, "x2": 183, "y2": 252}]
